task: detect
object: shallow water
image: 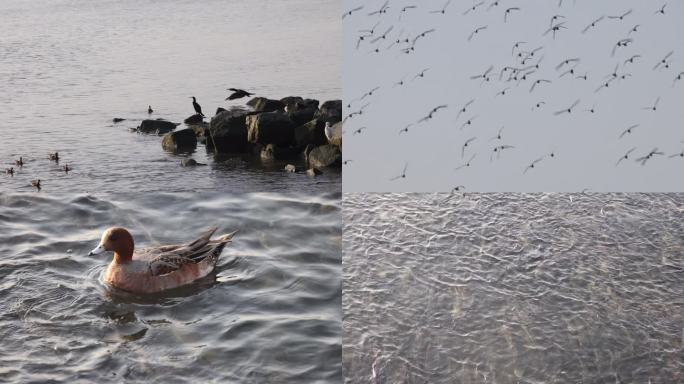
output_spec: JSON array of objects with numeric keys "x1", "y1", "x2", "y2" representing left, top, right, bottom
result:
[
  {"x1": 0, "y1": 192, "x2": 341, "y2": 383},
  {"x1": 343, "y1": 193, "x2": 684, "y2": 383},
  {"x1": 0, "y1": 0, "x2": 341, "y2": 193}
]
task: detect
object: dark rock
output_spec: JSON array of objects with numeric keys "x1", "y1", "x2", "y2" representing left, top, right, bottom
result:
[
  {"x1": 289, "y1": 107, "x2": 319, "y2": 126},
  {"x1": 207, "y1": 108, "x2": 251, "y2": 152},
  {"x1": 294, "y1": 119, "x2": 327, "y2": 148},
  {"x1": 162, "y1": 128, "x2": 197, "y2": 152},
  {"x1": 138, "y1": 119, "x2": 178, "y2": 134},
  {"x1": 307, "y1": 145, "x2": 342, "y2": 168},
  {"x1": 246, "y1": 97, "x2": 285, "y2": 112},
  {"x1": 215, "y1": 107, "x2": 227, "y2": 115},
  {"x1": 246, "y1": 111, "x2": 295, "y2": 146},
  {"x1": 260, "y1": 144, "x2": 299, "y2": 161},
  {"x1": 112, "y1": 118, "x2": 125, "y2": 123},
  {"x1": 184, "y1": 114, "x2": 204, "y2": 125},
  {"x1": 284, "y1": 164, "x2": 297, "y2": 173},
  {"x1": 307, "y1": 167, "x2": 323, "y2": 176},
  {"x1": 319, "y1": 100, "x2": 342, "y2": 120},
  {"x1": 280, "y1": 96, "x2": 304, "y2": 111},
  {"x1": 181, "y1": 158, "x2": 206, "y2": 167}
]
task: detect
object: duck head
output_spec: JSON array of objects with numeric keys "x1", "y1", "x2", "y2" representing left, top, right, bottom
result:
[{"x1": 89, "y1": 227, "x2": 135, "y2": 263}]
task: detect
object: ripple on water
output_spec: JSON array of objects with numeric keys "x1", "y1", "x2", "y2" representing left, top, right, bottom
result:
[{"x1": 343, "y1": 193, "x2": 684, "y2": 384}]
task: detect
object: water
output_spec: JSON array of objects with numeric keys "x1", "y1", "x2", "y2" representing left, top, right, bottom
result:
[
  {"x1": 0, "y1": 0, "x2": 341, "y2": 193},
  {"x1": 343, "y1": 193, "x2": 684, "y2": 383},
  {"x1": 0, "y1": 192, "x2": 342, "y2": 383}
]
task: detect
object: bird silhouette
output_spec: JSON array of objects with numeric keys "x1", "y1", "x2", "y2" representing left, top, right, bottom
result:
[{"x1": 190, "y1": 96, "x2": 204, "y2": 116}]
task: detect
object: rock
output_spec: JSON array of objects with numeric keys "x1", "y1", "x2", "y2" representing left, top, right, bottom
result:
[
  {"x1": 162, "y1": 128, "x2": 197, "y2": 152},
  {"x1": 184, "y1": 114, "x2": 204, "y2": 125},
  {"x1": 284, "y1": 164, "x2": 297, "y2": 173},
  {"x1": 307, "y1": 144, "x2": 342, "y2": 168},
  {"x1": 181, "y1": 158, "x2": 206, "y2": 167},
  {"x1": 112, "y1": 118, "x2": 125, "y2": 123},
  {"x1": 289, "y1": 107, "x2": 319, "y2": 126},
  {"x1": 246, "y1": 97, "x2": 285, "y2": 112},
  {"x1": 260, "y1": 144, "x2": 299, "y2": 161},
  {"x1": 208, "y1": 108, "x2": 251, "y2": 152},
  {"x1": 319, "y1": 100, "x2": 342, "y2": 120},
  {"x1": 138, "y1": 119, "x2": 178, "y2": 134},
  {"x1": 307, "y1": 167, "x2": 323, "y2": 176},
  {"x1": 294, "y1": 119, "x2": 327, "y2": 148},
  {"x1": 327, "y1": 121, "x2": 343, "y2": 148},
  {"x1": 215, "y1": 107, "x2": 227, "y2": 115},
  {"x1": 246, "y1": 111, "x2": 295, "y2": 146},
  {"x1": 280, "y1": 96, "x2": 304, "y2": 111}
]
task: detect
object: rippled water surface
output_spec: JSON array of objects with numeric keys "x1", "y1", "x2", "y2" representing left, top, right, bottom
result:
[
  {"x1": 0, "y1": 192, "x2": 341, "y2": 383},
  {"x1": 343, "y1": 193, "x2": 683, "y2": 383},
  {"x1": 0, "y1": 0, "x2": 341, "y2": 193}
]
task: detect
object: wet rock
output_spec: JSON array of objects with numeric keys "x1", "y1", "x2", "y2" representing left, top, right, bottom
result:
[
  {"x1": 162, "y1": 128, "x2": 197, "y2": 152},
  {"x1": 180, "y1": 158, "x2": 206, "y2": 167},
  {"x1": 184, "y1": 114, "x2": 204, "y2": 125},
  {"x1": 284, "y1": 164, "x2": 297, "y2": 173},
  {"x1": 207, "y1": 108, "x2": 251, "y2": 152},
  {"x1": 280, "y1": 96, "x2": 304, "y2": 111},
  {"x1": 294, "y1": 119, "x2": 327, "y2": 148},
  {"x1": 215, "y1": 107, "x2": 227, "y2": 115},
  {"x1": 307, "y1": 167, "x2": 323, "y2": 176},
  {"x1": 260, "y1": 144, "x2": 299, "y2": 161},
  {"x1": 138, "y1": 119, "x2": 178, "y2": 134},
  {"x1": 289, "y1": 106, "x2": 319, "y2": 126},
  {"x1": 246, "y1": 111, "x2": 295, "y2": 146},
  {"x1": 307, "y1": 144, "x2": 342, "y2": 168},
  {"x1": 246, "y1": 97, "x2": 285, "y2": 112},
  {"x1": 112, "y1": 118, "x2": 126, "y2": 123}
]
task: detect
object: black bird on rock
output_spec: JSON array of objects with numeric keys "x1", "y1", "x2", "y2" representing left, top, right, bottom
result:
[
  {"x1": 190, "y1": 96, "x2": 204, "y2": 117},
  {"x1": 226, "y1": 88, "x2": 254, "y2": 100}
]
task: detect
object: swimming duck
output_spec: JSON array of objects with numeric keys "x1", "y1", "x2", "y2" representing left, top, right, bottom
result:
[
  {"x1": 15, "y1": 157, "x2": 24, "y2": 167},
  {"x1": 148, "y1": 105, "x2": 153, "y2": 114},
  {"x1": 49, "y1": 152, "x2": 59, "y2": 162},
  {"x1": 5, "y1": 167, "x2": 14, "y2": 176},
  {"x1": 63, "y1": 163, "x2": 71, "y2": 173},
  {"x1": 88, "y1": 226, "x2": 237, "y2": 293},
  {"x1": 31, "y1": 179, "x2": 41, "y2": 190}
]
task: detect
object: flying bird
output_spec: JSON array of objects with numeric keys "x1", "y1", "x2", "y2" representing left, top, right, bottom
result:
[
  {"x1": 390, "y1": 163, "x2": 408, "y2": 181},
  {"x1": 226, "y1": 88, "x2": 254, "y2": 100},
  {"x1": 619, "y1": 124, "x2": 639, "y2": 139},
  {"x1": 431, "y1": 0, "x2": 453, "y2": 14},
  {"x1": 461, "y1": 137, "x2": 477, "y2": 158},
  {"x1": 554, "y1": 99, "x2": 581, "y2": 115},
  {"x1": 455, "y1": 154, "x2": 476, "y2": 171},
  {"x1": 342, "y1": 5, "x2": 363, "y2": 19},
  {"x1": 608, "y1": 9, "x2": 633, "y2": 21},
  {"x1": 616, "y1": 147, "x2": 637, "y2": 166}
]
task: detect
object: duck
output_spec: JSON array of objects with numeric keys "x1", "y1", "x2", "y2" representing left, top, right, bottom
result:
[
  {"x1": 88, "y1": 226, "x2": 237, "y2": 293},
  {"x1": 5, "y1": 167, "x2": 14, "y2": 176},
  {"x1": 31, "y1": 179, "x2": 41, "y2": 190},
  {"x1": 49, "y1": 152, "x2": 59, "y2": 162},
  {"x1": 63, "y1": 163, "x2": 71, "y2": 173},
  {"x1": 148, "y1": 105, "x2": 153, "y2": 114},
  {"x1": 15, "y1": 157, "x2": 24, "y2": 167}
]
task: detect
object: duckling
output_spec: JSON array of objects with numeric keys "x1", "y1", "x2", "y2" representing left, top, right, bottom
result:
[
  {"x1": 31, "y1": 179, "x2": 41, "y2": 190},
  {"x1": 49, "y1": 152, "x2": 59, "y2": 162},
  {"x1": 5, "y1": 167, "x2": 14, "y2": 176},
  {"x1": 15, "y1": 157, "x2": 24, "y2": 167}
]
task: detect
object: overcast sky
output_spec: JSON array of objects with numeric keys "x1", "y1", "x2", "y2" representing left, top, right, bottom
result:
[{"x1": 343, "y1": 0, "x2": 683, "y2": 192}]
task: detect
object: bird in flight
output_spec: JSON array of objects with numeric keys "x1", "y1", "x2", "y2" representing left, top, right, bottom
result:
[
  {"x1": 456, "y1": 99, "x2": 475, "y2": 119},
  {"x1": 489, "y1": 126, "x2": 505, "y2": 141},
  {"x1": 504, "y1": 7, "x2": 521, "y2": 23},
  {"x1": 619, "y1": 124, "x2": 639, "y2": 139},
  {"x1": 655, "y1": 3, "x2": 667, "y2": 15},
  {"x1": 399, "y1": 6, "x2": 417, "y2": 20},
  {"x1": 368, "y1": 1, "x2": 389, "y2": 16},
  {"x1": 616, "y1": 147, "x2": 637, "y2": 166},
  {"x1": 461, "y1": 137, "x2": 477, "y2": 158},
  {"x1": 455, "y1": 154, "x2": 476, "y2": 171},
  {"x1": 673, "y1": 72, "x2": 684, "y2": 87},
  {"x1": 390, "y1": 163, "x2": 408, "y2": 181},
  {"x1": 530, "y1": 79, "x2": 552, "y2": 93},
  {"x1": 635, "y1": 148, "x2": 664, "y2": 165},
  {"x1": 524, "y1": 157, "x2": 545, "y2": 174},
  {"x1": 342, "y1": 6, "x2": 363, "y2": 19},
  {"x1": 460, "y1": 116, "x2": 478, "y2": 130},
  {"x1": 608, "y1": 9, "x2": 633, "y2": 21},
  {"x1": 353, "y1": 126, "x2": 368, "y2": 135},
  {"x1": 463, "y1": 1, "x2": 485, "y2": 15},
  {"x1": 468, "y1": 26, "x2": 488, "y2": 42},
  {"x1": 653, "y1": 51, "x2": 674, "y2": 71},
  {"x1": 490, "y1": 145, "x2": 515, "y2": 162},
  {"x1": 642, "y1": 97, "x2": 661, "y2": 112},
  {"x1": 554, "y1": 99, "x2": 581, "y2": 115},
  {"x1": 582, "y1": 16, "x2": 605, "y2": 34},
  {"x1": 543, "y1": 22, "x2": 567, "y2": 39},
  {"x1": 624, "y1": 55, "x2": 641, "y2": 65},
  {"x1": 431, "y1": 0, "x2": 452, "y2": 14}
]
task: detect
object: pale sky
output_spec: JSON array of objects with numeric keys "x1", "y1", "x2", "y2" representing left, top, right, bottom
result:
[{"x1": 343, "y1": 0, "x2": 684, "y2": 192}]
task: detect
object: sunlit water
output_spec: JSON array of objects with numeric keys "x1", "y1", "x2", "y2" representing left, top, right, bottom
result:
[
  {"x1": 343, "y1": 193, "x2": 683, "y2": 383},
  {"x1": 0, "y1": 0, "x2": 341, "y2": 193},
  {"x1": 0, "y1": 192, "x2": 341, "y2": 383}
]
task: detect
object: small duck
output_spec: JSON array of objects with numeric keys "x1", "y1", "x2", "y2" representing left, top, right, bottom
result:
[
  {"x1": 5, "y1": 167, "x2": 14, "y2": 176},
  {"x1": 148, "y1": 105, "x2": 153, "y2": 114},
  {"x1": 31, "y1": 179, "x2": 41, "y2": 190},
  {"x1": 88, "y1": 226, "x2": 237, "y2": 293},
  {"x1": 49, "y1": 152, "x2": 59, "y2": 162},
  {"x1": 15, "y1": 157, "x2": 24, "y2": 167},
  {"x1": 63, "y1": 163, "x2": 71, "y2": 173}
]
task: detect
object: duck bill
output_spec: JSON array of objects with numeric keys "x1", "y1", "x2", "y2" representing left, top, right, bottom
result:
[{"x1": 88, "y1": 243, "x2": 106, "y2": 256}]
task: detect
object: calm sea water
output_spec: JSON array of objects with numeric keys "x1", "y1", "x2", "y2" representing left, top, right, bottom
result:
[
  {"x1": 0, "y1": 192, "x2": 341, "y2": 383},
  {"x1": 0, "y1": 0, "x2": 341, "y2": 193},
  {"x1": 344, "y1": 193, "x2": 683, "y2": 383}
]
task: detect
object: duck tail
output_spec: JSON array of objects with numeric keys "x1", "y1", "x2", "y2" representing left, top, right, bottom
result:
[{"x1": 216, "y1": 230, "x2": 238, "y2": 243}]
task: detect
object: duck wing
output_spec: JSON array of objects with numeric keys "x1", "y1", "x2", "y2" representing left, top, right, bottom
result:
[{"x1": 145, "y1": 227, "x2": 236, "y2": 276}]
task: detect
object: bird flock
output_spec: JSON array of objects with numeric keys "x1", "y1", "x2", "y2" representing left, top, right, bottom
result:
[{"x1": 343, "y1": 0, "x2": 684, "y2": 191}]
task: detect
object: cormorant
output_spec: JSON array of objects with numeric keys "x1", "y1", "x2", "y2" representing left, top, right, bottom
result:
[
  {"x1": 226, "y1": 88, "x2": 254, "y2": 100},
  {"x1": 190, "y1": 97, "x2": 204, "y2": 116}
]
